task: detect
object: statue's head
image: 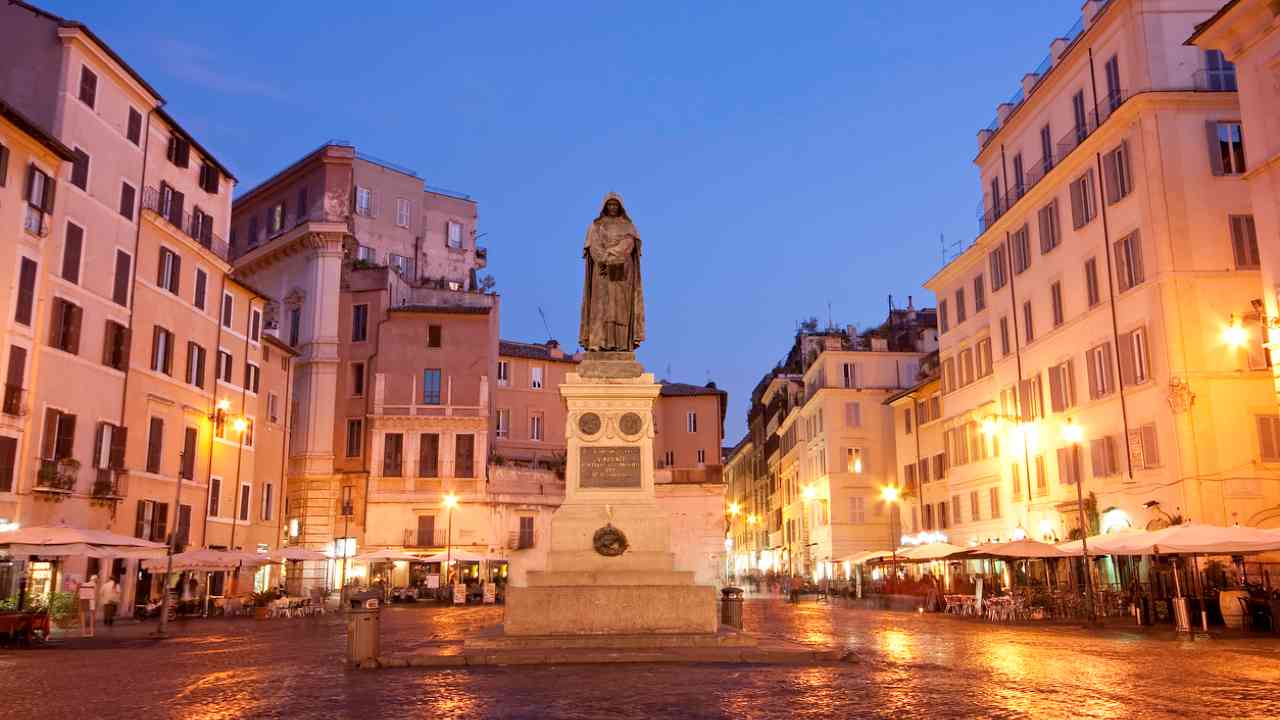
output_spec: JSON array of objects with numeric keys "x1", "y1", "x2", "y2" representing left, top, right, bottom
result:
[{"x1": 596, "y1": 192, "x2": 630, "y2": 221}]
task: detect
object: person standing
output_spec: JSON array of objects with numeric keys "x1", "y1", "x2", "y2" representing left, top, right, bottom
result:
[
  {"x1": 77, "y1": 575, "x2": 98, "y2": 637},
  {"x1": 99, "y1": 575, "x2": 121, "y2": 627}
]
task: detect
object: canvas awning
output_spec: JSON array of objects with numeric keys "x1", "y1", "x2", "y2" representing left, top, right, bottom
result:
[
  {"x1": 841, "y1": 550, "x2": 895, "y2": 564},
  {"x1": 142, "y1": 548, "x2": 270, "y2": 572},
  {"x1": 1082, "y1": 523, "x2": 1280, "y2": 556},
  {"x1": 897, "y1": 542, "x2": 966, "y2": 561},
  {"x1": 268, "y1": 547, "x2": 329, "y2": 562},
  {"x1": 353, "y1": 549, "x2": 423, "y2": 562},
  {"x1": 956, "y1": 539, "x2": 1073, "y2": 559},
  {"x1": 0, "y1": 524, "x2": 168, "y2": 559},
  {"x1": 419, "y1": 549, "x2": 496, "y2": 563}
]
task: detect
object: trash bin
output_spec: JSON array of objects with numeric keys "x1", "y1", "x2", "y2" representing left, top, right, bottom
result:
[
  {"x1": 346, "y1": 591, "x2": 382, "y2": 666},
  {"x1": 720, "y1": 587, "x2": 743, "y2": 630}
]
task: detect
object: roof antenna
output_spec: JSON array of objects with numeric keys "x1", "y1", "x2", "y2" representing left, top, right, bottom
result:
[
  {"x1": 827, "y1": 301, "x2": 833, "y2": 330},
  {"x1": 537, "y1": 306, "x2": 553, "y2": 343}
]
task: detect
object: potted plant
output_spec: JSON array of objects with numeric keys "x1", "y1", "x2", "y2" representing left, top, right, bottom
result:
[{"x1": 250, "y1": 590, "x2": 279, "y2": 620}]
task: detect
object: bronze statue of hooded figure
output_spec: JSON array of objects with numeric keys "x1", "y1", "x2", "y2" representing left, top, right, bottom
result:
[{"x1": 579, "y1": 192, "x2": 646, "y2": 352}]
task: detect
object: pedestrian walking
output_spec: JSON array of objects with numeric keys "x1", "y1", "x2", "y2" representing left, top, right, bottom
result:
[
  {"x1": 100, "y1": 575, "x2": 121, "y2": 626},
  {"x1": 77, "y1": 575, "x2": 98, "y2": 637}
]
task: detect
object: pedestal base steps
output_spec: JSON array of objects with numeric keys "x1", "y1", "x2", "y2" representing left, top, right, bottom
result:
[{"x1": 504, "y1": 583, "x2": 718, "y2": 635}]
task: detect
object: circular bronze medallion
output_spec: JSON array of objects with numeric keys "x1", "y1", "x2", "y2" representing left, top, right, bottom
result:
[
  {"x1": 619, "y1": 412, "x2": 643, "y2": 436},
  {"x1": 578, "y1": 412, "x2": 602, "y2": 435},
  {"x1": 592, "y1": 524, "x2": 629, "y2": 557}
]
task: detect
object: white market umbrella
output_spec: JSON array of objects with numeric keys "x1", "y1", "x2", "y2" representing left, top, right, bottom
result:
[
  {"x1": 419, "y1": 549, "x2": 493, "y2": 564},
  {"x1": 897, "y1": 542, "x2": 966, "y2": 561},
  {"x1": 268, "y1": 547, "x2": 329, "y2": 562},
  {"x1": 957, "y1": 539, "x2": 1074, "y2": 559},
  {"x1": 1091, "y1": 523, "x2": 1280, "y2": 556},
  {"x1": 353, "y1": 549, "x2": 422, "y2": 562},
  {"x1": 1055, "y1": 527, "x2": 1144, "y2": 556},
  {"x1": 142, "y1": 548, "x2": 270, "y2": 572},
  {"x1": 0, "y1": 524, "x2": 167, "y2": 559},
  {"x1": 842, "y1": 550, "x2": 894, "y2": 565}
]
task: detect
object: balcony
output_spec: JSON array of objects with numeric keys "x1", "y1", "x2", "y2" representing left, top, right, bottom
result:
[
  {"x1": 142, "y1": 187, "x2": 229, "y2": 261},
  {"x1": 22, "y1": 206, "x2": 49, "y2": 238},
  {"x1": 90, "y1": 469, "x2": 125, "y2": 503},
  {"x1": 372, "y1": 373, "x2": 488, "y2": 418},
  {"x1": 507, "y1": 529, "x2": 537, "y2": 550},
  {"x1": 403, "y1": 528, "x2": 449, "y2": 548},
  {"x1": 2, "y1": 385, "x2": 26, "y2": 417},
  {"x1": 34, "y1": 459, "x2": 79, "y2": 495},
  {"x1": 475, "y1": 245, "x2": 488, "y2": 268}
]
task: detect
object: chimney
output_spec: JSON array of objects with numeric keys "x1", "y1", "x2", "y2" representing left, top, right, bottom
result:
[
  {"x1": 871, "y1": 336, "x2": 888, "y2": 352},
  {"x1": 907, "y1": 295, "x2": 914, "y2": 310},
  {"x1": 546, "y1": 339, "x2": 563, "y2": 359},
  {"x1": 1050, "y1": 37, "x2": 1071, "y2": 64}
]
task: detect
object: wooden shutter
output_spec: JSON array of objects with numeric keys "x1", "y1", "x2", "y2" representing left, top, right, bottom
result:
[
  {"x1": 1089, "y1": 439, "x2": 1104, "y2": 476},
  {"x1": 62, "y1": 223, "x2": 83, "y2": 283},
  {"x1": 194, "y1": 270, "x2": 206, "y2": 311},
  {"x1": 456, "y1": 434, "x2": 475, "y2": 478},
  {"x1": 135, "y1": 501, "x2": 148, "y2": 539},
  {"x1": 1065, "y1": 360, "x2": 1077, "y2": 407},
  {"x1": 146, "y1": 417, "x2": 163, "y2": 473},
  {"x1": 1259, "y1": 417, "x2": 1280, "y2": 461},
  {"x1": 181, "y1": 427, "x2": 197, "y2": 479},
  {"x1": 171, "y1": 254, "x2": 181, "y2": 295},
  {"x1": 1048, "y1": 365, "x2": 1063, "y2": 412},
  {"x1": 1087, "y1": 348, "x2": 1101, "y2": 398},
  {"x1": 1120, "y1": 141, "x2": 1133, "y2": 193},
  {"x1": 1141, "y1": 424, "x2": 1160, "y2": 467},
  {"x1": 419, "y1": 433, "x2": 439, "y2": 477},
  {"x1": 152, "y1": 503, "x2": 168, "y2": 542},
  {"x1": 42, "y1": 170, "x2": 56, "y2": 213},
  {"x1": 15, "y1": 258, "x2": 36, "y2": 325},
  {"x1": 65, "y1": 303, "x2": 82, "y2": 355},
  {"x1": 55, "y1": 413, "x2": 75, "y2": 460},
  {"x1": 0, "y1": 142, "x2": 8, "y2": 187},
  {"x1": 41, "y1": 408, "x2": 59, "y2": 460},
  {"x1": 6, "y1": 345, "x2": 26, "y2": 390},
  {"x1": 1103, "y1": 343, "x2": 1115, "y2": 395},
  {"x1": 156, "y1": 249, "x2": 168, "y2": 287},
  {"x1": 1206, "y1": 122, "x2": 1225, "y2": 176},
  {"x1": 1118, "y1": 331, "x2": 1136, "y2": 386},
  {"x1": 113, "y1": 250, "x2": 131, "y2": 305},
  {"x1": 109, "y1": 425, "x2": 127, "y2": 469},
  {"x1": 1103, "y1": 149, "x2": 1120, "y2": 204},
  {"x1": 171, "y1": 190, "x2": 185, "y2": 227},
  {"x1": 1070, "y1": 178, "x2": 1085, "y2": 228},
  {"x1": 177, "y1": 505, "x2": 191, "y2": 546}
]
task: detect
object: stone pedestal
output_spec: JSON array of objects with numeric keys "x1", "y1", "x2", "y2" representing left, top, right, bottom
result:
[{"x1": 504, "y1": 362, "x2": 717, "y2": 636}]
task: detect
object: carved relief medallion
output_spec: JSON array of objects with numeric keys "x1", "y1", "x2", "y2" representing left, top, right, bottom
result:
[
  {"x1": 578, "y1": 412, "x2": 602, "y2": 436},
  {"x1": 618, "y1": 412, "x2": 644, "y2": 436}
]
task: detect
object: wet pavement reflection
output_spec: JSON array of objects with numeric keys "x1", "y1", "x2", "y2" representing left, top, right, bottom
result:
[{"x1": 2, "y1": 598, "x2": 1278, "y2": 719}]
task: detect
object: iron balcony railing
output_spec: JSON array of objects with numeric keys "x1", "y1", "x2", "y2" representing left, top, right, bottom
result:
[
  {"x1": 91, "y1": 468, "x2": 124, "y2": 500},
  {"x1": 1192, "y1": 68, "x2": 1237, "y2": 92},
  {"x1": 507, "y1": 529, "x2": 537, "y2": 550},
  {"x1": 403, "y1": 528, "x2": 450, "y2": 548},
  {"x1": 142, "y1": 187, "x2": 230, "y2": 261}
]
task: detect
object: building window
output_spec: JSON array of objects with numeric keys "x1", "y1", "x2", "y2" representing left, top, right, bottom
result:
[
  {"x1": 664, "y1": 450, "x2": 675, "y2": 467},
  {"x1": 942, "y1": 357, "x2": 955, "y2": 394},
  {"x1": 113, "y1": 179, "x2": 136, "y2": 220},
  {"x1": 1011, "y1": 153, "x2": 1025, "y2": 198},
  {"x1": 70, "y1": 148, "x2": 89, "y2": 191},
  {"x1": 1038, "y1": 200, "x2": 1060, "y2": 254},
  {"x1": 346, "y1": 419, "x2": 363, "y2": 458},
  {"x1": 851, "y1": 497, "x2": 867, "y2": 525},
  {"x1": 78, "y1": 66, "x2": 97, "y2": 108},
  {"x1": 687, "y1": 411, "x2": 698, "y2": 433},
  {"x1": 127, "y1": 108, "x2": 142, "y2": 145},
  {"x1": 396, "y1": 198, "x2": 410, "y2": 228},
  {"x1": 355, "y1": 187, "x2": 372, "y2": 216},
  {"x1": 1069, "y1": 170, "x2": 1097, "y2": 229},
  {"x1": 146, "y1": 417, "x2": 164, "y2": 474},
  {"x1": 989, "y1": 486, "x2": 1002, "y2": 519},
  {"x1": 530, "y1": 412, "x2": 544, "y2": 441},
  {"x1": 989, "y1": 246, "x2": 1008, "y2": 291},
  {"x1": 530, "y1": 366, "x2": 544, "y2": 390},
  {"x1": 446, "y1": 221, "x2": 463, "y2": 249},
  {"x1": 48, "y1": 298, "x2": 82, "y2": 354},
  {"x1": 845, "y1": 401, "x2": 862, "y2": 427},
  {"x1": 1129, "y1": 423, "x2": 1161, "y2": 470},
  {"x1": 193, "y1": 268, "x2": 207, "y2": 311},
  {"x1": 455, "y1": 434, "x2": 476, "y2": 478},
  {"x1": 1072, "y1": 90, "x2": 1088, "y2": 141},
  {"x1": 157, "y1": 247, "x2": 181, "y2": 295},
  {"x1": 244, "y1": 362, "x2": 260, "y2": 394},
  {"x1": 166, "y1": 134, "x2": 191, "y2": 168},
  {"x1": 109, "y1": 250, "x2": 131, "y2": 307},
  {"x1": 221, "y1": 293, "x2": 234, "y2": 328},
  {"x1": 102, "y1": 321, "x2": 130, "y2": 371},
  {"x1": 199, "y1": 161, "x2": 219, "y2": 194},
  {"x1": 238, "y1": 484, "x2": 251, "y2": 522},
  {"x1": 841, "y1": 362, "x2": 858, "y2": 388},
  {"x1": 969, "y1": 490, "x2": 980, "y2": 521},
  {"x1": 383, "y1": 433, "x2": 403, "y2": 476},
  {"x1": 1084, "y1": 257, "x2": 1101, "y2": 307},
  {"x1": 419, "y1": 433, "x2": 440, "y2": 477},
  {"x1": 497, "y1": 360, "x2": 510, "y2": 387},
  {"x1": 999, "y1": 316, "x2": 1010, "y2": 356},
  {"x1": 955, "y1": 288, "x2": 967, "y2": 323},
  {"x1": 422, "y1": 369, "x2": 442, "y2": 405},
  {"x1": 351, "y1": 304, "x2": 368, "y2": 342},
  {"x1": 1120, "y1": 326, "x2": 1149, "y2": 386},
  {"x1": 1048, "y1": 359, "x2": 1077, "y2": 413},
  {"x1": 1022, "y1": 301, "x2": 1034, "y2": 344},
  {"x1": 262, "y1": 483, "x2": 274, "y2": 522},
  {"x1": 1211, "y1": 122, "x2": 1246, "y2": 175},
  {"x1": 1090, "y1": 436, "x2": 1121, "y2": 477},
  {"x1": 1230, "y1": 215, "x2": 1260, "y2": 269},
  {"x1": 268, "y1": 203, "x2": 284, "y2": 234},
  {"x1": 184, "y1": 342, "x2": 206, "y2": 388},
  {"x1": 939, "y1": 299, "x2": 949, "y2": 333},
  {"x1": 267, "y1": 392, "x2": 280, "y2": 424},
  {"x1": 1256, "y1": 416, "x2": 1280, "y2": 462},
  {"x1": 216, "y1": 350, "x2": 233, "y2": 383},
  {"x1": 1050, "y1": 281, "x2": 1064, "y2": 328},
  {"x1": 697, "y1": 449, "x2": 707, "y2": 464},
  {"x1": 1011, "y1": 225, "x2": 1032, "y2": 275},
  {"x1": 351, "y1": 362, "x2": 365, "y2": 397},
  {"x1": 427, "y1": 324, "x2": 442, "y2": 348},
  {"x1": 150, "y1": 327, "x2": 174, "y2": 375},
  {"x1": 208, "y1": 477, "x2": 222, "y2": 517},
  {"x1": 1086, "y1": 342, "x2": 1115, "y2": 399},
  {"x1": 62, "y1": 222, "x2": 83, "y2": 284},
  {"x1": 249, "y1": 308, "x2": 262, "y2": 342},
  {"x1": 1114, "y1": 232, "x2": 1145, "y2": 292},
  {"x1": 973, "y1": 274, "x2": 986, "y2": 312},
  {"x1": 289, "y1": 308, "x2": 301, "y2": 347},
  {"x1": 1103, "y1": 142, "x2": 1133, "y2": 204},
  {"x1": 496, "y1": 408, "x2": 510, "y2": 438}
]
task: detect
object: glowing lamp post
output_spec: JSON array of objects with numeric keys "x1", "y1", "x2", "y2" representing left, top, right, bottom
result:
[
  {"x1": 880, "y1": 484, "x2": 901, "y2": 591},
  {"x1": 443, "y1": 492, "x2": 459, "y2": 587}
]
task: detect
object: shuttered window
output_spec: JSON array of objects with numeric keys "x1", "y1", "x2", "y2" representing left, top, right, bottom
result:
[
  {"x1": 1069, "y1": 170, "x2": 1096, "y2": 229},
  {"x1": 1229, "y1": 215, "x2": 1260, "y2": 269},
  {"x1": 1086, "y1": 343, "x2": 1115, "y2": 399},
  {"x1": 194, "y1": 269, "x2": 207, "y2": 311},
  {"x1": 146, "y1": 417, "x2": 164, "y2": 474},
  {"x1": 102, "y1": 321, "x2": 130, "y2": 371},
  {"x1": 70, "y1": 148, "x2": 89, "y2": 191},
  {"x1": 119, "y1": 181, "x2": 136, "y2": 220},
  {"x1": 151, "y1": 327, "x2": 174, "y2": 375},
  {"x1": 845, "y1": 401, "x2": 861, "y2": 427},
  {"x1": 181, "y1": 426, "x2": 197, "y2": 480},
  {"x1": 1208, "y1": 122, "x2": 1246, "y2": 175},
  {"x1": 112, "y1": 250, "x2": 131, "y2": 306},
  {"x1": 127, "y1": 108, "x2": 142, "y2": 145},
  {"x1": 1258, "y1": 416, "x2": 1280, "y2": 462},
  {"x1": 1114, "y1": 232, "x2": 1145, "y2": 293},
  {"x1": 1011, "y1": 225, "x2": 1032, "y2": 274},
  {"x1": 1038, "y1": 200, "x2": 1061, "y2": 254},
  {"x1": 1103, "y1": 141, "x2": 1133, "y2": 204},
  {"x1": 1050, "y1": 281, "x2": 1064, "y2": 327},
  {"x1": 78, "y1": 66, "x2": 97, "y2": 108},
  {"x1": 456, "y1": 434, "x2": 476, "y2": 478},
  {"x1": 1089, "y1": 436, "x2": 1120, "y2": 476},
  {"x1": 1084, "y1": 257, "x2": 1101, "y2": 307},
  {"x1": 989, "y1": 246, "x2": 1008, "y2": 291},
  {"x1": 48, "y1": 298, "x2": 82, "y2": 354},
  {"x1": 208, "y1": 477, "x2": 222, "y2": 517},
  {"x1": 1118, "y1": 326, "x2": 1150, "y2": 386},
  {"x1": 419, "y1": 433, "x2": 439, "y2": 477},
  {"x1": 1048, "y1": 360, "x2": 1077, "y2": 412},
  {"x1": 383, "y1": 433, "x2": 404, "y2": 476},
  {"x1": 62, "y1": 222, "x2": 83, "y2": 284}
]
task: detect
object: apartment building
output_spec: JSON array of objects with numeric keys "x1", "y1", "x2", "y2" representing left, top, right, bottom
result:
[
  {"x1": 494, "y1": 339, "x2": 580, "y2": 466},
  {"x1": 1190, "y1": 0, "x2": 1280, "y2": 410},
  {"x1": 924, "y1": 0, "x2": 1280, "y2": 548},
  {"x1": 0, "y1": 1, "x2": 296, "y2": 606},
  {"x1": 231, "y1": 142, "x2": 496, "y2": 590},
  {"x1": 886, "y1": 367, "x2": 945, "y2": 539}
]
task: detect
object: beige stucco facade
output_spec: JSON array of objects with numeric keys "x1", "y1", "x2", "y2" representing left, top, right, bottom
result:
[{"x1": 919, "y1": 0, "x2": 1280, "y2": 550}]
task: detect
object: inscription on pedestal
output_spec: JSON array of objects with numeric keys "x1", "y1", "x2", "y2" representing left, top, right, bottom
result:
[{"x1": 579, "y1": 446, "x2": 642, "y2": 488}]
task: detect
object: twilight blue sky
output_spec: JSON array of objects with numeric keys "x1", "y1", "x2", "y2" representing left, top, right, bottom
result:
[{"x1": 50, "y1": 0, "x2": 1078, "y2": 441}]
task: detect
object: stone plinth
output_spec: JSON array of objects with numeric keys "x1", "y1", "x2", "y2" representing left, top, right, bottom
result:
[{"x1": 503, "y1": 366, "x2": 718, "y2": 636}]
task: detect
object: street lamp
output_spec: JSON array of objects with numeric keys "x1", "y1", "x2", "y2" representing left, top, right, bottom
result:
[
  {"x1": 1222, "y1": 314, "x2": 1249, "y2": 348},
  {"x1": 1062, "y1": 418, "x2": 1098, "y2": 625},
  {"x1": 881, "y1": 485, "x2": 900, "y2": 595},
  {"x1": 444, "y1": 492, "x2": 458, "y2": 587}
]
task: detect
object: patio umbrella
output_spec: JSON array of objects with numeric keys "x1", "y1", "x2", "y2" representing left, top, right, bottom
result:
[
  {"x1": 352, "y1": 549, "x2": 422, "y2": 562},
  {"x1": 958, "y1": 539, "x2": 1074, "y2": 559},
  {"x1": 1091, "y1": 523, "x2": 1280, "y2": 556},
  {"x1": 0, "y1": 524, "x2": 168, "y2": 558},
  {"x1": 1055, "y1": 527, "x2": 1143, "y2": 556},
  {"x1": 142, "y1": 548, "x2": 270, "y2": 572},
  {"x1": 897, "y1": 542, "x2": 966, "y2": 561},
  {"x1": 842, "y1": 550, "x2": 894, "y2": 565},
  {"x1": 419, "y1": 548, "x2": 493, "y2": 564},
  {"x1": 267, "y1": 547, "x2": 329, "y2": 562}
]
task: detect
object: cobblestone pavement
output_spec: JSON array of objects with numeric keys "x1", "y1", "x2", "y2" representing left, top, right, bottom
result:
[{"x1": 2, "y1": 598, "x2": 1278, "y2": 719}]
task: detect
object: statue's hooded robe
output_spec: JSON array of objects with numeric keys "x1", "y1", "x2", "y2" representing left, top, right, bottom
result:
[{"x1": 580, "y1": 192, "x2": 645, "y2": 351}]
